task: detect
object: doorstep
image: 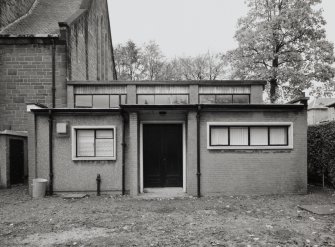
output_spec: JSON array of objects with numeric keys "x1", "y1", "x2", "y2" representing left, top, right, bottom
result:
[{"x1": 140, "y1": 187, "x2": 186, "y2": 198}]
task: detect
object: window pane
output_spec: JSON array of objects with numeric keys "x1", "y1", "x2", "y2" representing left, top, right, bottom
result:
[
  {"x1": 96, "y1": 139, "x2": 114, "y2": 157},
  {"x1": 199, "y1": 95, "x2": 215, "y2": 104},
  {"x1": 250, "y1": 127, "x2": 268, "y2": 145},
  {"x1": 110, "y1": 95, "x2": 119, "y2": 107},
  {"x1": 93, "y1": 95, "x2": 109, "y2": 108},
  {"x1": 270, "y1": 127, "x2": 288, "y2": 145},
  {"x1": 216, "y1": 95, "x2": 232, "y2": 103},
  {"x1": 120, "y1": 95, "x2": 127, "y2": 105},
  {"x1": 137, "y1": 95, "x2": 154, "y2": 104},
  {"x1": 77, "y1": 130, "x2": 94, "y2": 156},
  {"x1": 155, "y1": 95, "x2": 171, "y2": 104},
  {"x1": 171, "y1": 95, "x2": 188, "y2": 104},
  {"x1": 75, "y1": 95, "x2": 92, "y2": 107},
  {"x1": 230, "y1": 127, "x2": 248, "y2": 145},
  {"x1": 96, "y1": 129, "x2": 114, "y2": 139},
  {"x1": 233, "y1": 95, "x2": 249, "y2": 104},
  {"x1": 211, "y1": 127, "x2": 228, "y2": 145}
]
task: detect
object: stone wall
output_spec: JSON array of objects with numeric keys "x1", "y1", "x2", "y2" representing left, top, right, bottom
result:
[
  {"x1": 69, "y1": 0, "x2": 116, "y2": 81},
  {"x1": 0, "y1": 44, "x2": 67, "y2": 131}
]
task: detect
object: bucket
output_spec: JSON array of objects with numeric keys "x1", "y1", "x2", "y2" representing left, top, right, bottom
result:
[{"x1": 32, "y1": 178, "x2": 48, "y2": 198}]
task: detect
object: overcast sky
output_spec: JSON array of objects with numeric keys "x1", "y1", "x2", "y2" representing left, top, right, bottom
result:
[{"x1": 108, "y1": 0, "x2": 335, "y2": 58}]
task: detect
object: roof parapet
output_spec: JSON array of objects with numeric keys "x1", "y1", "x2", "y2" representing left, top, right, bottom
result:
[{"x1": 67, "y1": 80, "x2": 268, "y2": 86}]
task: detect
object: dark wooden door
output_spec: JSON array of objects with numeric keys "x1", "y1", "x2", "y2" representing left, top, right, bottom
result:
[
  {"x1": 143, "y1": 124, "x2": 183, "y2": 187},
  {"x1": 10, "y1": 139, "x2": 24, "y2": 185}
]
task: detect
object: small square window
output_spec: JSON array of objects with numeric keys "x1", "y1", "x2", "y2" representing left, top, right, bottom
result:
[
  {"x1": 75, "y1": 95, "x2": 92, "y2": 108},
  {"x1": 93, "y1": 95, "x2": 109, "y2": 108},
  {"x1": 109, "y1": 95, "x2": 120, "y2": 107},
  {"x1": 155, "y1": 95, "x2": 171, "y2": 104},
  {"x1": 171, "y1": 95, "x2": 188, "y2": 104},
  {"x1": 210, "y1": 127, "x2": 228, "y2": 145},
  {"x1": 230, "y1": 127, "x2": 248, "y2": 145},
  {"x1": 137, "y1": 95, "x2": 154, "y2": 104},
  {"x1": 250, "y1": 127, "x2": 268, "y2": 145},
  {"x1": 269, "y1": 127, "x2": 288, "y2": 145},
  {"x1": 120, "y1": 95, "x2": 127, "y2": 105},
  {"x1": 233, "y1": 95, "x2": 249, "y2": 104},
  {"x1": 199, "y1": 95, "x2": 216, "y2": 104},
  {"x1": 216, "y1": 95, "x2": 232, "y2": 103}
]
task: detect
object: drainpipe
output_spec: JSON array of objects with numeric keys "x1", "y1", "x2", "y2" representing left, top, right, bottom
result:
[
  {"x1": 121, "y1": 110, "x2": 126, "y2": 195},
  {"x1": 196, "y1": 105, "x2": 201, "y2": 198},
  {"x1": 51, "y1": 39, "x2": 56, "y2": 108},
  {"x1": 48, "y1": 110, "x2": 54, "y2": 195}
]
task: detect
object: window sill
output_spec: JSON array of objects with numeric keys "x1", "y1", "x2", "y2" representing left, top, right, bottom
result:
[
  {"x1": 207, "y1": 145, "x2": 293, "y2": 150},
  {"x1": 72, "y1": 157, "x2": 116, "y2": 161}
]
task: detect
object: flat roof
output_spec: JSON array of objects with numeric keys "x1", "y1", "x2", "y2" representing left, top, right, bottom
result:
[
  {"x1": 31, "y1": 104, "x2": 305, "y2": 114},
  {"x1": 67, "y1": 80, "x2": 267, "y2": 86}
]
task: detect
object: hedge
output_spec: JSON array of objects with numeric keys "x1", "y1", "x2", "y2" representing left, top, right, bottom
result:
[{"x1": 308, "y1": 121, "x2": 335, "y2": 188}]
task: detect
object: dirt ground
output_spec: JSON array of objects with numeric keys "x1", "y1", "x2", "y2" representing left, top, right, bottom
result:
[{"x1": 0, "y1": 186, "x2": 335, "y2": 247}]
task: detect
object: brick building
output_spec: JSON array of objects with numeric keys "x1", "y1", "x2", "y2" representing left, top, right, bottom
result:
[
  {"x1": 0, "y1": 0, "x2": 116, "y2": 188},
  {"x1": 28, "y1": 80, "x2": 308, "y2": 196}
]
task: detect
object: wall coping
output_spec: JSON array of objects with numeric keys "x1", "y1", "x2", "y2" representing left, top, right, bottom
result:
[
  {"x1": 67, "y1": 80, "x2": 267, "y2": 86},
  {"x1": 0, "y1": 130, "x2": 28, "y2": 137}
]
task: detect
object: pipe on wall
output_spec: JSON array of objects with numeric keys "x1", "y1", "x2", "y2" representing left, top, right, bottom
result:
[
  {"x1": 196, "y1": 105, "x2": 201, "y2": 198},
  {"x1": 48, "y1": 110, "x2": 54, "y2": 195},
  {"x1": 51, "y1": 39, "x2": 56, "y2": 108}
]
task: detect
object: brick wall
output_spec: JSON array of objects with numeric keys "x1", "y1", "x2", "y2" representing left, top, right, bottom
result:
[
  {"x1": 127, "y1": 112, "x2": 139, "y2": 196},
  {"x1": 186, "y1": 111, "x2": 198, "y2": 195},
  {"x1": 0, "y1": 44, "x2": 67, "y2": 131},
  {"x1": 69, "y1": 0, "x2": 116, "y2": 81},
  {"x1": 0, "y1": 0, "x2": 36, "y2": 31},
  {"x1": 0, "y1": 135, "x2": 8, "y2": 188},
  {"x1": 31, "y1": 113, "x2": 123, "y2": 192},
  {"x1": 197, "y1": 110, "x2": 307, "y2": 195}
]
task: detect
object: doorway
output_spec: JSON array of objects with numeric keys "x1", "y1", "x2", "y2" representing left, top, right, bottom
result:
[
  {"x1": 9, "y1": 139, "x2": 25, "y2": 185},
  {"x1": 143, "y1": 124, "x2": 183, "y2": 188}
]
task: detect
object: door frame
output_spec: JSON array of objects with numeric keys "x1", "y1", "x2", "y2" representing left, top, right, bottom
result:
[
  {"x1": 8, "y1": 137, "x2": 26, "y2": 185},
  {"x1": 140, "y1": 121, "x2": 186, "y2": 193}
]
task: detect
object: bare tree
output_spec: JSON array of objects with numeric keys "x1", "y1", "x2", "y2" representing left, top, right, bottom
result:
[
  {"x1": 141, "y1": 41, "x2": 165, "y2": 80},
  {"x1": 114, "y1": 40, "x2": 142, "y2": 80}
]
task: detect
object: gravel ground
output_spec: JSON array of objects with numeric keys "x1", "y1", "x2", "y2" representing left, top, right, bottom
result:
[{"x1": 0, "y1": 185, "x2": 335, "y2": 247}]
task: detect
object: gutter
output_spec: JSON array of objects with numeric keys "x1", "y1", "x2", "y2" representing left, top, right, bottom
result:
[{"x1": 31, "y1": 108, "x2": 122, "y2": 113}]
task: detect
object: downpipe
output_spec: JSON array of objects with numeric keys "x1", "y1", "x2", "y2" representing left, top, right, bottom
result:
[
  {"x1": 121, "y1": 110, "x2": 126, "y2": 195},
  {"x1": 48, "y1": 110, "x2": 54, "y2": 195},
  {"x1": 196, "y1": 105, "x2": 201, "y2": 198},
  {"x1": 51, "y1": 39, "x2": 56, "y2": 108}
]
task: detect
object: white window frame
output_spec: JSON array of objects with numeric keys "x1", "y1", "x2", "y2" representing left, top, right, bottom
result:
[
  {"x1": 207, "y1": 122, "x2": 293, "y2": 150},
  {"x1": 72, "y1": 126, "x2": 116, "y2": 160}
]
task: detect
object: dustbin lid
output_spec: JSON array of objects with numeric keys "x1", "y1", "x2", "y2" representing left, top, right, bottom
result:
[{"x1": 33, "y1": 178, "x2": 48, "y2": 183}]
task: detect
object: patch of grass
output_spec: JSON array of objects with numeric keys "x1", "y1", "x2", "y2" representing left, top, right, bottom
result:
[{"x1": 0, "y1": 185, "x2": 334, "y2": 246}]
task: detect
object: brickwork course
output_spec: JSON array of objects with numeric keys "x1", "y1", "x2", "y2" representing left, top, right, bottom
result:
[{"x1": 0, "y1": 0, "x2": 117, "y2": 131}]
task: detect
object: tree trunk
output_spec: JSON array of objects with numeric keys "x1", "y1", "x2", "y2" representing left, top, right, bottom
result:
[
  {"x1": 270, "y1": 55, "x2": 279, "y2": 103},
  {"x1": 269, "y1": 78, "x2": 278, "y2": 103}
]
